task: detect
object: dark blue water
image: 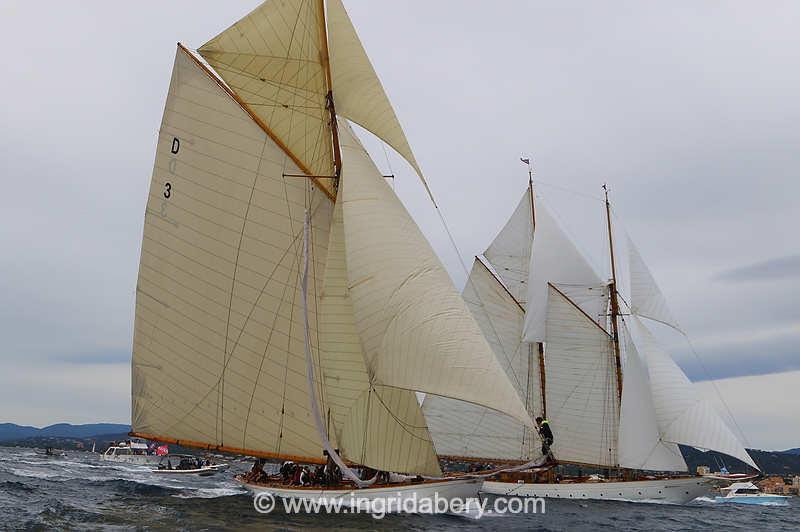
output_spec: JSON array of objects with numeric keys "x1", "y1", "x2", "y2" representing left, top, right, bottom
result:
[{"x1": 0, "y1": 447, "x2": 796, "y2": 530}]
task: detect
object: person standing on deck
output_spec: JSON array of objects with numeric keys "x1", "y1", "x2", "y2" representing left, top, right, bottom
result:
[{"x1": 536, "y1": 416, "x2": 554, "y2": 462}]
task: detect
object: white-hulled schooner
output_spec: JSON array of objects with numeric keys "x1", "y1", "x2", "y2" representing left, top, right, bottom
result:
[
  {"x1": 129, "y1": 0, "x2": 536, "y2": 504},
  {"x1": 422, "y1": 171, "x2": 759, "y2": 504}
]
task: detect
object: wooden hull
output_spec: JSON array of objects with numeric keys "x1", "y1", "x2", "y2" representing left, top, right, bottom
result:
[
  {"x1": 481, "y1": 477, "x2": 712, "y2": 504},
  {"x1": 239, "y1": 477, "x2": 481, "y2": 507}
]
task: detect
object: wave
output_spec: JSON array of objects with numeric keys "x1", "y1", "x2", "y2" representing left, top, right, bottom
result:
[{"x1": 172, "y1": 486, "x2": 248, "y2": 499}]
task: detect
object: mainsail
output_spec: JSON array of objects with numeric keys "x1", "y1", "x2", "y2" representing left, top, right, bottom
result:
[{"x1": 132, "y1": 0, "x2": 533, "y2": 476}]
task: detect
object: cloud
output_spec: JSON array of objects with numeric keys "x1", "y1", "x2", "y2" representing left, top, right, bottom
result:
[{"x1": 715, "y1": 255, "x2": 800, "y2": 283}]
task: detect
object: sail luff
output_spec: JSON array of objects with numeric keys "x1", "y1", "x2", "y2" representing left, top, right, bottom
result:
[{"x1": 179, "y1": 44, "x2": 335, "y2": 202}]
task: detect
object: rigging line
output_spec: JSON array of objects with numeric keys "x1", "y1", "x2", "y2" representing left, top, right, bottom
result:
[
  {"x1": 219, "y1": 135, "x2": 270, "y2": 444},
  {"x1": 535, "y1": 179, "x2": 605, "y2": 202},
  {"x1": 680, "y1": 331, "x2": 752, "y2": 449},
  {"x1": 242, "y1": 219, "x2": 302, "y2": 449}
]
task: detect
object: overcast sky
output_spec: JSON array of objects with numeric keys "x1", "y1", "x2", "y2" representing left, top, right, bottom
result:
[{"x1": 1, "y1": 1, "x2": 798, "y2": 450}]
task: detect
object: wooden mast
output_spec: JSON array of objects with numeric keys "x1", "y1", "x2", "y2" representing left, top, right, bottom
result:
[
  {"x1": 526, "y1": 159, "x2": 547, "y2": 420},
  {"x1": 603, "y1": 184, "x2": 623, "y2": 405},
  {"x1": 317, "y1": 0, "x2": 343, "y2": 180}
]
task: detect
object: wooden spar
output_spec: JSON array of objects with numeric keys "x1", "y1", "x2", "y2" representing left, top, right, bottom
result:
[
  {"x1": 129, "y1": 431, "x2": 328, "y2": 465},
  {"x1": 176, "y1": 43, "x2": 336, "y2": 203},
  {"x1": 548, "y1": 282, "x2": 611, "y2": 337},
  {"x1": 603, "y1": 184, "x2": 624, "y2": 405},
  {"x1": 317, "y1": 0, "x2": 343, "y2": 178},
  {"x1": 527, "y1": 164, "x2": 547, "y2": 419},
  {"x1": 475, "y1": 256, "x2": 525, "y2": 312}
]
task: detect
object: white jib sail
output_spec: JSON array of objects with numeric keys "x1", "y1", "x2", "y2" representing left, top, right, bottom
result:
[
  {"x1": 523, "y1": 196, "x2": 607, "y2": 343},
  {"x1": 618, "y1": 321, "x2": 688, "y2": 472},
  {"x1": 627, "y1": 317, "x2": 758, "y2": 470},
  {"x1": 544, "y1": 284, "x2": 619, "y2": 467},
  {"x1": 338, "y1": 121, "x2": 533, "y2": 428}
]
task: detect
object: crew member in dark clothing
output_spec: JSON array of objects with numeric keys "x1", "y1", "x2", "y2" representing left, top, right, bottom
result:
[{"x1": 536, "y1": 416, "x2": 554, "y2": 460}]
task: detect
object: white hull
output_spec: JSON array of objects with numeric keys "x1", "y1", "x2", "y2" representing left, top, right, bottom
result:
[
  {"x1": 100, "y1": 454, "x2": 161, "y2": 465},
  {"x1": 152, "y1": 464, "x2": 228, "y2": 476},
  {"x1": 482, "y1": 477, "x2": 712, "y2": 504},
  {"x1": 240, "y1": 477, "x2": 480, "y2": 508}
]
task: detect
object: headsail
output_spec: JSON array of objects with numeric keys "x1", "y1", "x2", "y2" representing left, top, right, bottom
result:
[
  {"x1": 132, "y1": 46, "x2": 333, "y2": 461},
  {"x1": 618, "y1": 322, "x2": 688, "y2": 471},
  {"x1": 627, "y1": 317, "x2": 758, "y2": 470},
  {"x1": 318, "y1": 193, "x2": 441, "y2": 475},
  {"x1": 326, "y1": 0, "x2": 428, "y2": 193},
  {"x1": 523, "y1": 196, "x2": 607, "y2": 343},
  {"x1": 423, "y1": 259, "x2": 538, "y2": 461},
  {"x1": 198, "y1": 0, "x2": 336, "y2": 197},
  {"x1": 339, "y1": 122, "x2": 533, "y2": 428}
]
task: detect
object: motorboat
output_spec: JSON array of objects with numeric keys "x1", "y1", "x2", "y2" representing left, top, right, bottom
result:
[
  {"x1": 715, "y1": 482, "x2": 789, "y2": 506},
  {"x1": 152, "y1": 454, "x2": 228, "y2": 476}
]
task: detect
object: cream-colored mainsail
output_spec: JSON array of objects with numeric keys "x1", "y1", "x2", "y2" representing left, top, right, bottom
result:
[{"x1": 132, "y1": 46, "x2": 332, "y2": 461}]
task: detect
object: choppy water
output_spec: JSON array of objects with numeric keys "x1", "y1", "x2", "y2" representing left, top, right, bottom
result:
[{"x1": 0, "y1": 447, "x2": 796, "y2": 530}]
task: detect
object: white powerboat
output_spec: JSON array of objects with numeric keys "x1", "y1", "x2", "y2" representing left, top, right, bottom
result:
[
  {"x1": 100, "y1": 439, "x2": 162, "y2": 465},
  {"x1": 715, "y1": 482, "x2": 789, "y2": 506}
]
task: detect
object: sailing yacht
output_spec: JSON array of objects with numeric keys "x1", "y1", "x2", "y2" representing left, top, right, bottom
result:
[
  {"x1": 129, "y1": 0, "x2": 535, "y2": 505},
  {"x1": 423, "y1": 173, "x2": 759, "y2": 504}
]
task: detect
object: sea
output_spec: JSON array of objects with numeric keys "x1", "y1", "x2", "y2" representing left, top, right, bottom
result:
[{"x1": 0, "y1": 447, "x2": 796, "y2": 531}]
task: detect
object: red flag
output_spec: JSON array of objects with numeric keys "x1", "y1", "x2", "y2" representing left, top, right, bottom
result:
[{"x1": 156, "y1": 445, "x2": 169, "y2": 456}]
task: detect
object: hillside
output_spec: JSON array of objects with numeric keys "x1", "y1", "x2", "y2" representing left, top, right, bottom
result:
[
  {"x1": 681, "y1": 446, "x2": 800, "y2": 476},
  {"x1": 0, "y1": 423, "x2": 130, "y2": 442}
]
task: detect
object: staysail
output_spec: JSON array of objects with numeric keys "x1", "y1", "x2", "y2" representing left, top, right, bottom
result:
[
  {"x1": 523, "y1": 196, "x2": 608, "y2": 343},
  {"x1": 339, "y1": 122, "x2": 533, "y2": 428},
  {"x1": 317, "y1": 188, "x2": 441, "y2": 476},
  {"x1": 483, "y1": 190, "x2": 534, "y2": 304},
  {"x1": 618, "y1": 322, "x2": 688, "y2": 471},
  {"x1": 627, "y1": 317, "x2": 758, "y2": 470},
  {"x1": 131, "y1": 46, "x2": 333, "y2": 461},
  {"x1": 423, "y1": 259, "x2": 538, "y2": 461}
]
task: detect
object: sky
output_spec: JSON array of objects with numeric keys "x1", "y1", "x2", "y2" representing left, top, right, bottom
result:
[{"x1": 1, "y1": 0, "x2": 798, "y2": 451}]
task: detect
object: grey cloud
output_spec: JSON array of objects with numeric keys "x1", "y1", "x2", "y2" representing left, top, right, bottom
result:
[{"x1": 715, "y1": 255, "x2": 800, "y2": 283}]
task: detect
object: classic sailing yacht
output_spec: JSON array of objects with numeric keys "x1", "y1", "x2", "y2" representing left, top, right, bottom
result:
[
  {"x1": 423, "y1": 171, "x2": 760, "y2": 504},
  {"x1": 129, "y1": 0, "x2": 535, "y2": 504}
]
